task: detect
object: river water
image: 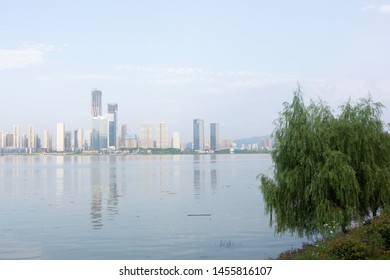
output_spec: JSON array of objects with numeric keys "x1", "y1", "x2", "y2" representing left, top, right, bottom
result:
[{"x1": 0, "y1": 154, "x2": 305, "y2": 259}]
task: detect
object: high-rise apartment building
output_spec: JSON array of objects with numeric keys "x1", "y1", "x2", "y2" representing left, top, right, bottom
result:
[
  {"x1": 0, "y1": 131, "x2": 5, "y2": 148},
  {"x1": 22, "y1": 134, "x2": 28, "y2": 148},
  {"x1": 74, "y1": 128, "x2": 83, "y2": 151},
  {"x1": 92, "y1": 115, "x2": 109, "y2": 151},
  {"x1": 84, "y1": 129, "x2": 92, "y2": 150},
  {"x1": 156, "y1": 122, "x2": 169, "y2": 149},
  {"x1": 172, "y1": 132, "x2": 180, "y2": 149},
  {"x1": 13, "y1": 125, "x2": 20, "y2": 148},
  {"x1": 5, "y1": 133, "x2": 13, "y2": 147},
  {"x1": 262, "y1": 137, "x2": 273, "y2": 150},
  {"x1": 193, "y1": 118, "x2": 204, "y2": 151},
  {"x1": 124, "y1": 133, "x2": 138, "y2": 149},
  {"x1": 107, "y1": 103, "x2": 118, "y2": 148},
  {"x1": 56, "y1": 123, "x2": 65, "y2": 152},
  {"x1": 42, "y1": 130, "x2": 52, "y2": 152},
  {"x1": 91, "y1": 89, "x2": 102, "y2": 117},
  {"x1": 28, "y1": 125, "x2": 35, "y2": 150},
  {"x1": 65, "y1": 131, "x2": 72, "y2": 151},
  {"x1": 140, "y1": 122, "x2": 153, "y2": 149},
  {"x1": 120, "y1": 124, "x2": 127, "y2": 148},
  {"x1": 220, "y1": 139, "x2": 234, "y2": 150},
  {"x1": 210, "y1": 122, "x2": 220, "y2": 151}
]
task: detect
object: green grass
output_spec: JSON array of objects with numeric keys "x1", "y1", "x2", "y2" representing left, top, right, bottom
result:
[{"x1": 277, "y1": 213, "x2": 390, "y2": 260}]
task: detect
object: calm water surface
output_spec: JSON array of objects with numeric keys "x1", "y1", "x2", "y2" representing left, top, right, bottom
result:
[{"x1": 0, "y1": 154, "x2": 305, "y2": 259}]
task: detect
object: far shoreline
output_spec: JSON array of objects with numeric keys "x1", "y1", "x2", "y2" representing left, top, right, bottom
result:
[{"x1": 1, "y1": 149, "x2": 271, "y2": 157}]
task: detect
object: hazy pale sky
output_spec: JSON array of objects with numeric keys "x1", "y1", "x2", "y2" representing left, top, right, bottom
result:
[{"x1": 1, "y1": 0, "x2": 390, "y2": 141}]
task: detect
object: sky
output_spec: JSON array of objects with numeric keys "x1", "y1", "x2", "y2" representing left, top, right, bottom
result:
[{"x1": 1, "y1": 0, "x2": 390, "y2": 142}]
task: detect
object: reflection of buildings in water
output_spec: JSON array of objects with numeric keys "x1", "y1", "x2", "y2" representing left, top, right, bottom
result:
[
  {"x1": 107, "y1": 183, "x2": 118, "y2": 217},
  {"x1": 90, "y1": 162, "x2": 103, "y2": 229},
  {"x1": 173, "y1": 164, "x2": 181, "y2": 186},
  {"x1": 193, "y1": 155, "x2": 205, "y2": 198},
  {"x1": 90, "y1": 156, "x2": 120, "y2": 229},
  {"x1": 55, "y1": 156, "x2": 64, "y2": 205},
  {"x1": 139, "y1": 156, "x2": 170, "y2": 191},
  {"x1": 159, "y1": 163, "x2": 169, "y2": 191},
  {"x1": 140, "y1": 162, "x2": 152, "y2": 190},
  {"x1": 210, "y1": 154, "x2": 218, "y2": 192},
  {"x1": 90, "y1": 158, "x2": 105, "y2": 229},
  {"x1": 211, "y1": 169, "x2": 217, "y2": 191},
  {"x1": 1, "y1": 156, "x2": 22, "y2": 191},
  {"x1": 90, "y1": 184, "x2": 103, "y2": 229},
  {"x1": 107, "y1": 156, "x2": 119, "y2": 217},
  {"x1": 193, "y1": 154, "x2": 219, "y2": 197}
]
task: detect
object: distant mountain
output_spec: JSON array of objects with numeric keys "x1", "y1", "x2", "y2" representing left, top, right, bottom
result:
[{"x1": 233, "y1": 136, "x2": 271, "y2": 148}]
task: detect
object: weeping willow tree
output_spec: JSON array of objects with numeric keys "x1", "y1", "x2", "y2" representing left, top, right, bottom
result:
[
  {"x1": 260, "y1": 87, "x2": 390, "y2": 237},
  {"x1": 336, "y1": 97, "x2": 390, "y2": 217}
]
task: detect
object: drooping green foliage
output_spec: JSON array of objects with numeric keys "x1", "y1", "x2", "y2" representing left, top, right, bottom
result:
[
  {"x1": 260, "y1": 86, "x2": 390, "y2": 237},
  {"x1": 336, "y1": 97, "x2": 390, "y2": 217}
]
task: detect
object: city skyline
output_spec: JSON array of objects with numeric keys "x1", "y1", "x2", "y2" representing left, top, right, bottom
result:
[
  {"x1": 0, "y1": 87, "x2": 263, "y2": 145},
  {"x1": 1, "y1": 1, "x2": 390, "y2": 141},
  {"x1": 2, "y1": 89, "x2": 254, "y2": 151},
  {"x1": 0, "y1": 113, "x2": 270, "y2": 152}
]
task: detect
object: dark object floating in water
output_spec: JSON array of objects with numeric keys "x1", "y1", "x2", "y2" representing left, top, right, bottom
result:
[{"x1": 187, "y1": 214, "x2": 212, "y2": 216}]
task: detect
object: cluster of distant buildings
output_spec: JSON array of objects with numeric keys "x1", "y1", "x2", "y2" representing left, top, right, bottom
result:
[{"x1": 0, "y1": 89, "x2": 272, "y2": 154}]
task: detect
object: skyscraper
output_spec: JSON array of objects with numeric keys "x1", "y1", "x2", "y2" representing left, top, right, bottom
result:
[
  {"x1": 120, "y1": 124, "x2": 127, "y2": 148},
  {"x1": 172, "y1": 132, "x2": 180, "y2": 149},
  {"x1": 107, "y1": 103, "x2": 118, "y2": 148},
  {"x1": 56, "y1": 123, "x2": 65, "y2": 152},
  {"x1": 5, "y1": 133, "x2": 13, "y2": 147},
  {"x1": 140, "y1": 122, "x2": 153, "y2": 149},
  {"x1": 210, "y1": 122, "x2": 220, "y2": 151},
  {"x1": 156, "y1": 122, "x2": 169, "y2": 149},
  {"x1": 65, "y1": 131, "x2": 72, "y2": 151},
  {"x1": 0, "y1": 131, "x2": 5, "y2": 148},
  {"x1": 42, "y1": 130, "x2": 52, "y2": 152},
  {"x1": 92, "y1": 115, "x2": 109, "y2": 151},
  {"x1": 84, "y1": 129, "x2": 92, "y2": 150},
  {"x1": 22, "y1": 134, "x2": 27, "y2": 148},
  {"x1": 13, "y1": 125, "x2": 20, "y2": 148},
  {"x1": 91, "y1": 89, "x2": 102, "y2": 117},
  {"x1": 74, "y1": 128, "x2": 83, "y2": 151},
  {"x1": 28, "y1": 125, "x2": 35, "y2": 150},
  {"x1": 193, "y1": 118, "x2": 204, "y2": 151}
]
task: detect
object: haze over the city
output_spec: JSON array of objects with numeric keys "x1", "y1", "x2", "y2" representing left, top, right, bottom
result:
[{"x1": 1, "y1": 0, "x2": 390, "y2": 141}]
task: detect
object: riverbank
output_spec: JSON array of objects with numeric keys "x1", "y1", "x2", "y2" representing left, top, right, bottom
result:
[{"x1": 276, "y1": 213, "x2": 390, "y2": 260}]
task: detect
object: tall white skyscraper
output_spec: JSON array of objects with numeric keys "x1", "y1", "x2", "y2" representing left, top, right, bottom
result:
[
  {"x1": 13, "y1": 125, "x2": 20, "y2": 148},
  {"x1": 42, "y1": 130, "x2": 52, "y2": 152},
  {"x1": 140, "y1": 122, "x2": 154, "y2": 149},
  {"x1": 156, "y1": 122, "x2": 169, "y2": 149},
  {"x1": 56, "y1": 123, "x2": 65, "y2": 152},
  {"x1": 28, "y1": 125, "x2": 35, "y2": 150},
  {"x1": 84, "y1": 129, "x2": 92, "y2": 150},
  {"x1": 172, "y1": 131, "x2": 180, "y2": 149},
  {"x1": 0, "y1": 131, "x2": 5, "y2": 148},
  {"x1": 76, "y1": 128, "x2": 84, "y2": 150}
]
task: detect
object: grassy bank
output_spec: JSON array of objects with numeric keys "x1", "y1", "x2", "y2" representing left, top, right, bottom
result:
[{"x1": 277, "y1": 213, "x2": 390, "y2": 260}]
